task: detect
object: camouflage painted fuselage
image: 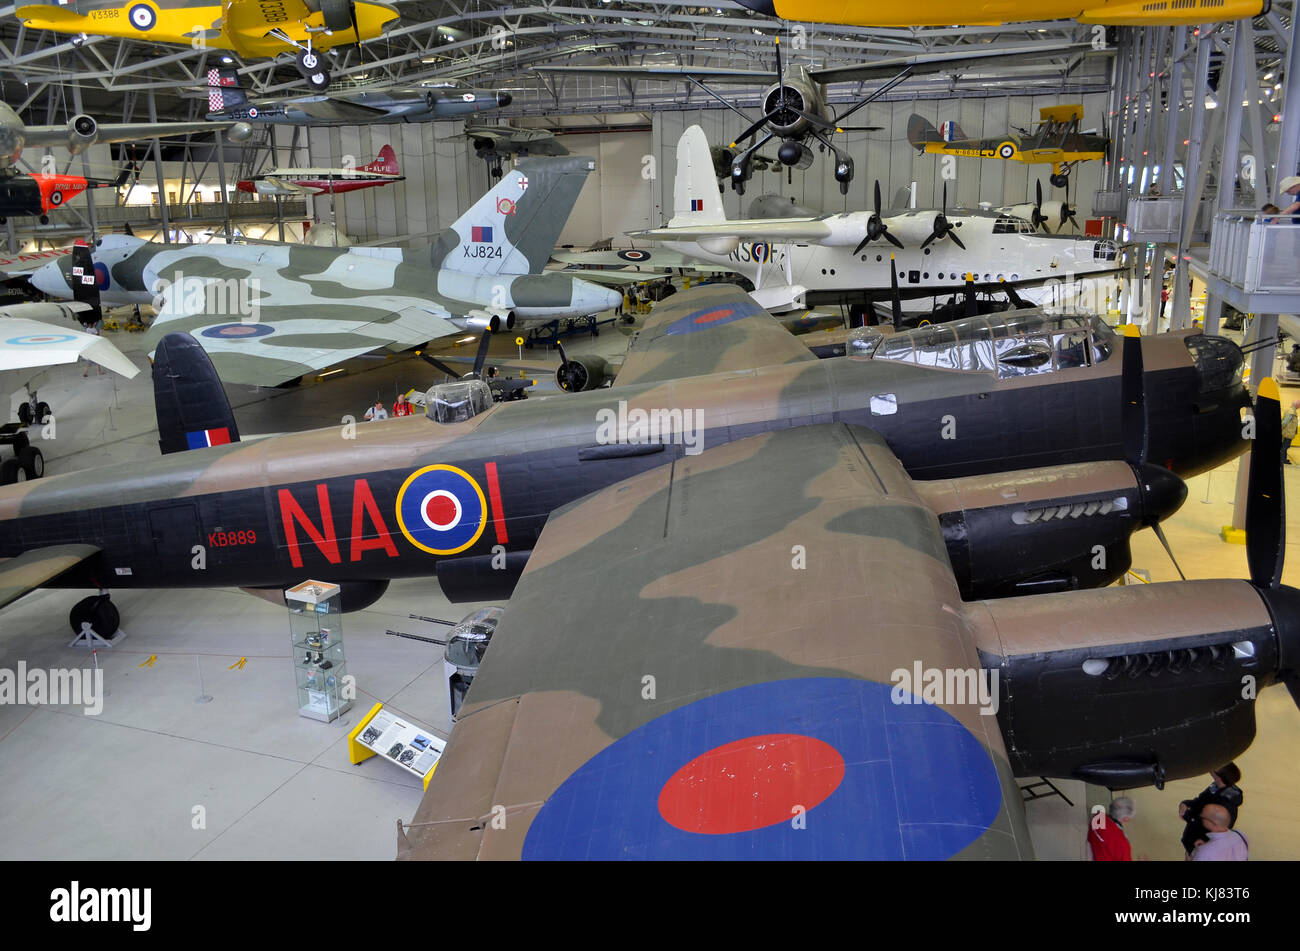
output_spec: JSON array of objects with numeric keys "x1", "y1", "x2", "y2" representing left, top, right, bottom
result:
[{"x1": 0, "y1": 330, "x2": 1248, "y2": 597}]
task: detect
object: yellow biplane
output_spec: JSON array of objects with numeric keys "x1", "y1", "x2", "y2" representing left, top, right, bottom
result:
[{"x1": 16, "y1": 0, "x2": 399, "y2": 89}]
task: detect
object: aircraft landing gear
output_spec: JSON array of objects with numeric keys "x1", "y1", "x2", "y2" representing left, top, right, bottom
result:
[
  {"x1": 295, "y1": 49, "x2": 331, "y2": 90},
  {"x1": 17, "y1": 397, "x2": 51, "y2": 427},
  {"x1": 39, "y1": 214, "x2": 49, "y2": 225},
  {"x1": 68, "y1": 593, "x2": 121, "y2": 641}
]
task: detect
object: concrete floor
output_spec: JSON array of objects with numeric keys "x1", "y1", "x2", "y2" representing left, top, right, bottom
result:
[{"x1": 1, "y1": 315, "x2": 1297, "y2": 860}]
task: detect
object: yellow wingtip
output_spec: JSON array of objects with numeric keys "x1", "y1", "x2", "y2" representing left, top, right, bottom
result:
[
  {"x1": 1259, "y1": 377, "x2": 1281, "y2": 402},
  {"x1": 1122, "y1": 323, "x2": 1140, "y2": 338}
]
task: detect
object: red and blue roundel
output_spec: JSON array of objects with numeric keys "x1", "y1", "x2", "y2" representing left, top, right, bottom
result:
[
  {"x1": 93, "y1": 261, "x2": 110, "y2": 290},
  {"x1": 662, "y1": 296, "x2": 766, "y2": 336},
  {"x1": 521, "y1": 677, "x2": 1004, "y2": 860},
  {"x1": 395, "y1": 464, "x2": 487, "y2": 555},
  {"x1": 6, "y1": 332, "x2": 76, "y2": 346}
]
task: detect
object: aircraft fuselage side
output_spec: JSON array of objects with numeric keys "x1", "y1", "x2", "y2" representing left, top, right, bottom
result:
[{"x1": 0, "y1": 335, "x2": 1247, "y2": 596}]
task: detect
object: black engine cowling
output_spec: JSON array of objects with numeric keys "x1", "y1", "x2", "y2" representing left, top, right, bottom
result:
[{"x1": 557, "y1": 354, "x2": 611, "y2": 392}]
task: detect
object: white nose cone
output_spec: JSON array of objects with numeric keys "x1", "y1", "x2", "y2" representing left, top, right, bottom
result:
[{"x1": 30, "y1": 259, "x2": 72, "y2": 299}]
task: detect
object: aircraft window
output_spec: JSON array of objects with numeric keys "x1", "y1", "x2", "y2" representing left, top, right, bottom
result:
[
  {"x1": 1091, "y1": 321, "x2": 1116, "y2": 362},
  {"x1": 847, "y1": 327, "x2": 884, "y2": 359},
  {"x1": 1054, "y1": 331, "x2": 1091, "y2": 369}
]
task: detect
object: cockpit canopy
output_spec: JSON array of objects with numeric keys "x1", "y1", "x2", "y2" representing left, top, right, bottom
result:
[
  {"x1": 425, "y1": 379, "x2": 493, "y2": 423},
  {"x1": 867, "y1": 311, "x2": 1116, "y2": 379},
  {"x1": 992, "y1": 215, "x2": 1035, "y2": 235}
]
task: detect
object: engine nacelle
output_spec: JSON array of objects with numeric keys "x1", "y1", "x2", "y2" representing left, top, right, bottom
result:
[
  {"x1": 463, "y1": 309, "x2": 515, "y2": 331},
  {"x1": 226, "y1": 122, "x2": 255, "y2": 144},
  {"x1": 66, "y1": 115, "x2": 97, "y2": 154},
  {"x1": 698, "y1": 235, "x2": 739, "y2": 256},
  {"x1": 557, "y1": 354, "x2": 612, "y2": 392},
  {"x1": 813, "y1": 213, "x2": 869, "y2": 248},
  {"x1": 436, "y1": 550, "x2": 532, "y2": 602},
  {"x1": 776, "y1": 139, "x2": 813, "y2": 170}
]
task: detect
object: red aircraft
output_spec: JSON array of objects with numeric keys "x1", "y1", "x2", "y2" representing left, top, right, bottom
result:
[
  {"x1": 0, "y1": 167, "x2": 129, "y2": 224},
  {"x1": 236, "y1": 145, "x2": 403, "y2": 197}
]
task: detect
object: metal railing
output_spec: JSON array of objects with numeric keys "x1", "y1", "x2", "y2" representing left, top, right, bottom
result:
[
  {"x1": 1208, "y1": 211, "x2": 1300, "y2": 294},
  {"x1": 1124, "y1": 197, "x2": 1212, "y2": 243}
]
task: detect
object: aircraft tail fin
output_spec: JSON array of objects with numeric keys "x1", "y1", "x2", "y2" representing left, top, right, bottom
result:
[
  {"x1": 206, "y1": 67, "x2": 247, "y2": 112},
  {"x1": 439, "y1": 154, "x2": 596, "y2": 276},
  {"x1": 907, "y1": 114, "x2": 942, "y2": 151},
  {"x1": 69, "y1": 242, "x2": 101, "y2": 327},
  {"x1": 152, "y1": 332, "x2": 241, "y2": 455},
  {"x1": 671, "y1": 125, "x2": 726, "y2": 226},
  {"x1": 360, "y1": 145, "x2": 399, "y2": 176}
]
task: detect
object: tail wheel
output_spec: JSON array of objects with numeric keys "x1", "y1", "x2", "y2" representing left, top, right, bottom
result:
[
  {"x1": 69, "y1": 595, "x2": 120, "y2": 639},
  {"x1": 17, "y1": 446, "x2": 43, "y2": 479},
  {"x1": 0, "y1": 458, "x2": 25, "y2": 484},
  {"x1": 1049, "y1": 172, "x2": 1070, "y2": 189}
]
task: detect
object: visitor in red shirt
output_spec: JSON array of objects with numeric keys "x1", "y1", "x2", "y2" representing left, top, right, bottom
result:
[
  {"x1": 1087, "y1": 797, "x2": 1135, "y2": 861},
  {"x1": 392, "y1": 394, "x2": 413, "y2": 417}
]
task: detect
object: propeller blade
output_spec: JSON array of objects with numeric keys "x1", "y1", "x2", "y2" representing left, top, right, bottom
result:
[
  {"x1": 1002, "y1": 281, "x2": 1027, "y2": 309},
  {"x1": 1247, "y1": 377, "x2": 1286, "y2": 589},
  {"x1": 889, "y1": 254, "x2": 902, "y2": 324},
  {"x1": 1151, "y1": 522, "x2": 1187, "y2": 580},
  {"x1": 471, "y1": 331, "x2": 493, "y2": 378},
  {"x1": 947, "y1": 229, "x2": 966, "y2": 251},
  {"x1": 874, "y1": 180, "x2": 882, "y2": 218},
  {"x1": 1035, "y1": 179, "x2": 1043, "y2": 213},
  {"x1": 1120, "y1": 323, "x2": 1147, "y2": 467},
  {"x1": 920, "y1": 232, "x2": 937, "y2": 250},
  {"x1": 852, "y1": 235, "x2": 871, "y2": 256},
  {"x1": 884, "y1": 231, "x2": 904, "y2": 250},
  {"x1": 732, "y1": 112, "x2": 776, "y2": 147}
]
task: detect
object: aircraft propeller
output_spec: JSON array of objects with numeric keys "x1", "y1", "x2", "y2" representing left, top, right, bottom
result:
[
  {"x1": 1030, "y1": 181, "x2": 1049, "y2": 233},
  {"x1": 921, "y1": 182, "x2": 965, "y2": 250},
  {"x1": 1120, "y1": 324, "x2": 1187, "y2": 580},
  {"x1": 888, "y1": 254, "x2": 903, "y2": 325},
  {"x1": 417, "y1": 330, "x2": 494, "y2": 381},
  {"x1": 853, "y1": 180, "x2": 903, "y2": 255}
]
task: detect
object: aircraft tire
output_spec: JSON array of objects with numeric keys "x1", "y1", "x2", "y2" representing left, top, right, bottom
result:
[
  {"x1": 8, "y1": 432, "x2": 29, "y2": 453},
  {"x1": 17, "y1": 402, "x2": 32, "y2": 426},
  {"x1": 35, "y1": 401, "x2": 51, "y2": 424},
  {"x1": 69, "y1": 595, "x2": 120, "y2": 639},
  {"x1": 0, "y1": 458, "x2": 25, "y2": 485},
  {"x1": 1049, "y1": 173, "x2": 1070, "y2": 189},
  {"x1": 39, "y1": 215, "x2": 49, "y2": 225},
  {"x1": 18, "y1": 447, "x2": 43, "y2": 479}
]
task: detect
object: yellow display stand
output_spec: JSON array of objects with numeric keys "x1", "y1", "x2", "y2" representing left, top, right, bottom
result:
[{"x1": 347, "y1": 702, "x2": 384, "y2": 766}]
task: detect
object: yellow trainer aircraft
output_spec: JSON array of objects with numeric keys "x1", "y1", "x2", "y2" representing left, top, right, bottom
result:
[
  {"x1": 732, "y1": 0, "x2": 1267, "y2": 25},
  {"x1": 909, "y1": 105, "x2": 1108, "y2": 189},
  {"x1": 15, "y1": 0, "x2": 399, "y2": 89}
]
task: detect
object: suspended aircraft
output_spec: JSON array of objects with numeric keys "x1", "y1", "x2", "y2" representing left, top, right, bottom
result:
[
  {"x1": 464, "y1": 124, "x2": 568, "y2": 179},
  {"x1": 631, "y1": 126, "x2": 1120, "y2": 317},
  {"x1": 0, "y1": 165, "x2": 129, "y2": 225},
  {"x1": 909, "y1": 106, "x2": 1109, "y2": 188},
  {"x1": 15, "y1": 0, "x2": 399, "y2": 89},
  {"x1": 535, "y1": 38, "x2": 1090, "y2": 194},
  {"x1": 236, "y1": 144, "x2": 403, "y2": 197},
  {"x1": 204, "y1": 68, "x2": 510, "y2": 134},
  {"x1": 731, "y1": 0, "x2": 1268, "y2": 27},
  {"x1": 30, "y1": 156, "x2": 622, "y2": 387}
]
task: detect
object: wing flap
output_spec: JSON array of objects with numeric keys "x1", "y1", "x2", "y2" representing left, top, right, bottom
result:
[
  {"x1": 409, "y1": 424, "x2": 1029, "y2": 860},
  {"x1": 613, "y1": 284, "x2": 817, "y2": 387},
  {"x1": 0, "y1": 544, "x2": 100, "y2": 610}
]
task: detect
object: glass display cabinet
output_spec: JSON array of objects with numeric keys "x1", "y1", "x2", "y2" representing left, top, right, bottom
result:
[{"x1": 285, "y1": 581, "x2": 351, "y2": 722}]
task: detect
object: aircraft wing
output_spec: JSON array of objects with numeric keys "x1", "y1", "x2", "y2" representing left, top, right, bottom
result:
[
  {"x1": 634, "y1": 219, "x2": 834, "y2": 242},
  {"x1": 550, "y1": 249, "x2": 702, "y2": 270},
  {"x1": 138, "y1": 259, "x2": 461, "y2": 387},
  {"x1": 533, "y1": 64, "x2": 774, "y2": 84},
  {"x1": 0, "y1": 544, "x2": 101, "y2": 611},
  {"x1": 612, "y1": 283, "x2": 816, "y2": 387},
  {"x1": 20, "y1": 121, "x2": 231, "y2": 150},
  {"x1": 547, "y1": 268, "x2": 664, "y2": 286},
  {"x1": 288, "y1": 98, "x2": 394, "y2": 122},
  {"x1": 404, "y1": 422, "x2": 1028, "y2": 860},
  {"x1": 0, "y1": 313, "x2": 139, "y2": 377},
  {"x1": 260, "y1": 177, "x2": 317, "y2": 196},
  {"x1": 810, "y1": 41, "x2": 1092, "y2": 85},
  {"x1": 0, "y1": 247, "x2": 71, "y2": 281}
]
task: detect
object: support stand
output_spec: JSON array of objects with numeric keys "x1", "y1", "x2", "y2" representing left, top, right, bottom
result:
[{"x1": 69, "y1": 622, "x2": 124, "y2": 649}]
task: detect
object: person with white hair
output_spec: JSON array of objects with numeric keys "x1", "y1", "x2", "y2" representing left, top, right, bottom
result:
[
  {"x1": 1279, "y1": 175, "x2": 1300, "y2": 221},
  {"x1": 1087, "y1": 796, "x2": 1136, "y2": 861}
]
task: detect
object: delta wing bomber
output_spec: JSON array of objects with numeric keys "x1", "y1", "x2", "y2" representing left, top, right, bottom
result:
[{"x1": 31, "y1": 156, "x2": 621, "y2": 387}]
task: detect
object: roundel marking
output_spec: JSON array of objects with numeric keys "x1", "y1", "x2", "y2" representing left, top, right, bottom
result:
[
  {"x1": 128, "y1": 3, "x2": 156, "y2": 30},
  {"x1": 49, "y1": 190, "x2": 63, "y2": 205},
  {"x1": 663, "y1": 296, "x2": 765, "y2": 336},
  {"x1": 521, "y1": 678, "x2": 1004, "y2": 860},
  {"x1": 201, "y1": 323, "x2": 274, "y2": 339},
  {"x1": 6, "y1": 333, "x2": 76, "y2": 346},
  {"x1": 93, "y1": 261, "x2": 110, "y2": 290},
  {"x1": 246, "y1": 107, "x2": 259, "y2": 118},
  {"x1": 998, "y1": 142, "x2": 1016, "y2": 159},
  {"x1": 462, "y1": 93, "x2": 476, "y2": 102},
  {"x1": 617, "y1": 249, "x2": 650, "y2": 262},
  {"x1": 658, "y1": 733, "x2": 845, "y2": 835},
  {"x1": 751, "y1": 242, "x2": 770, "y2": 262},
  {"x1": 395, "y1": 464, "x2": 487, "y2": 555}
]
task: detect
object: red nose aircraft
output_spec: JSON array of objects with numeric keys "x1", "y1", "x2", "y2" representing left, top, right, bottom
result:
[
  {"x1": 235, "y1": 145, "x2": 403, "y2": 198},
  {"x1": 0, "y1": 166, "x2": 129, "y2": 224}
]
